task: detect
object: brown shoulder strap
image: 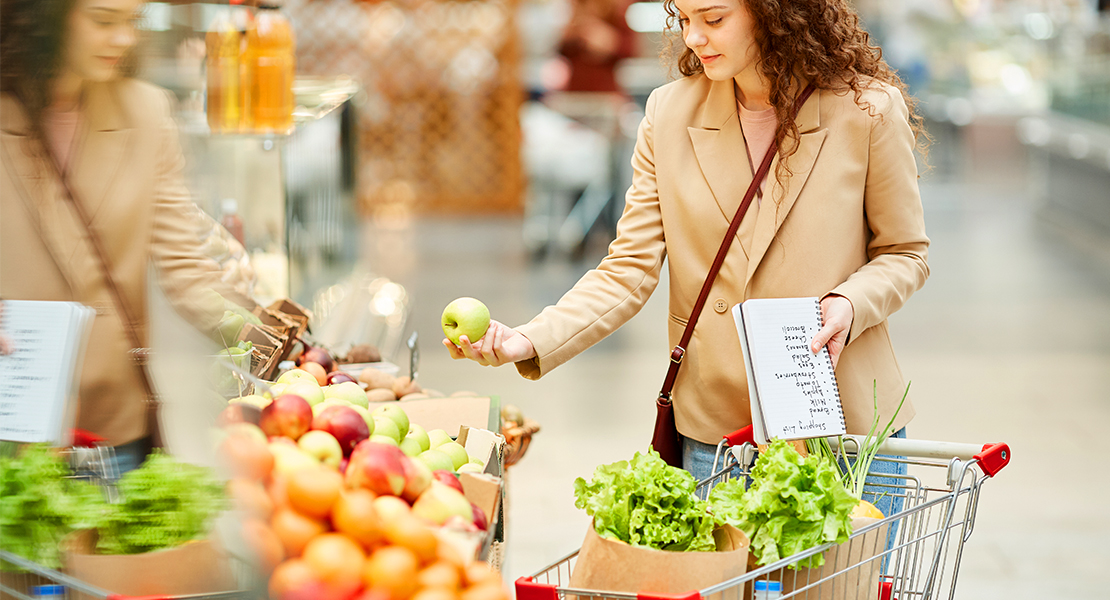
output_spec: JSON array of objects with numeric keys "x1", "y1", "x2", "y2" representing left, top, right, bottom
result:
[{"x1": 658, "y1": 83, "x2": 816, "y2": 404}]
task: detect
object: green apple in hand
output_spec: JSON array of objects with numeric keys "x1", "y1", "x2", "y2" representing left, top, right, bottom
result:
[{"x1": 441, "y1": 297, "x2": 491, "y2": 346}]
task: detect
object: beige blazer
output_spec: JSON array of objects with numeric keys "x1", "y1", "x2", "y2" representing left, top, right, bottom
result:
[
  {"x1": 1, "y1": 79, "x2": 227, "y2": 446},
  {"x1": 516, "y1": 75, "x2": 929, "y2": 444}
]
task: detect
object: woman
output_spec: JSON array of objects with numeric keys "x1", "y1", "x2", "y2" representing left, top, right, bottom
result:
[
  {"x1": 447, "y1": 0, "x2": 928, "y2": 493},
  {"x1": 1, "y1": 0, "x2": 236, "y2": 471}
]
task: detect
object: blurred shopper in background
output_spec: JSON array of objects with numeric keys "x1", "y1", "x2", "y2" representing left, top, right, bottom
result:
[
  {"x1": 1, "y1": 0, "x2": 239, "y2": 473},
  {"x1": 557, "y1": 0, "x2": 637, "y2": 95},
  {"x1": 448, "y1": 0, "x2": 930, "y2": 506}
]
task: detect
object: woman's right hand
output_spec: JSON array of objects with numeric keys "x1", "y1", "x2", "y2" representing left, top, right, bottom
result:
[{"x1": 442, "y1": 320, "x2": 536, "y2": 367}]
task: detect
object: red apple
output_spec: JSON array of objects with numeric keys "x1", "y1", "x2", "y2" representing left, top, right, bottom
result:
[
  {"x1": 325, "y1": 371, "x2": 357, "y2": 385},
  {"x1": 259, "y1": 394, "x2": 313, "y2": 440},
  {"x1": 338, "y1": 457, "x2": 349, "y2": 474},
  {"x1": 311, "y1": 405, "x2": 370, "y2": 456},
  {"x1": 431, "y1": 470, "x2": 464, "y2": 494},
  {"x1": 297, "y1": 346, "x2": 335, "y2": 373},
  {"x1": 471, "y1": 502, "x2": 488, "y2": 531},
  {"x1": 400, "y1": 456, "x2": 432, "y2": 503},
  {"x1": 345, "y1": 441, "x2": 408, "y2": 496}
]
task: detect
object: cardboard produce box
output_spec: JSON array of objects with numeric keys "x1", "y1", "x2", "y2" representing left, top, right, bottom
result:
[
  {"x1": 401, "y1": 395, "x2": 500, "y2": 437},
  {"x1": 569, "y1": 522, "x2": 750, "y2": 596},
  {"x1": 64, "y1": 530, "x2": 237, "y2": 599}
]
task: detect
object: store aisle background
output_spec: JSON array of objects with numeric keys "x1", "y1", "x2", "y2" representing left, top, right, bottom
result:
[{"x1": 358, "y1": 120, "x2": 1109, "y2": 598}]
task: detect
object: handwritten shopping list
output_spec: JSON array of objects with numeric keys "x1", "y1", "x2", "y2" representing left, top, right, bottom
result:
[{"x1": 734, "y1": 298, "x2": 846, "y2": 443}]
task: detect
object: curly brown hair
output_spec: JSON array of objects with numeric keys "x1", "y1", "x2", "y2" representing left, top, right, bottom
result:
[{"x1": 662, "y1": 0, "x2": 929, "y2": 184}]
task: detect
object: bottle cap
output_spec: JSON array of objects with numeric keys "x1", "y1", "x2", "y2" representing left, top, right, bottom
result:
[
  {"x1": 222, "y1": 198, "x2": 239, "y2": 215},
  {"x1": 753, "y1": 580, "x2": 782, "y2": 592}
]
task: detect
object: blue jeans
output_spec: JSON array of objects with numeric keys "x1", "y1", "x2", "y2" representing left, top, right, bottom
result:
[
  {"x1": 109, "y1": 437, "x2": 151, "y2": 476},
  {"x1": 682, "y1": 429, "x2": 907, "y2": 560}
]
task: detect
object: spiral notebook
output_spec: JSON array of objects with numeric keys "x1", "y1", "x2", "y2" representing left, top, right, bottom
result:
[
  {"x1": 732, "y1": 297, "x2": 846, "y2": 444},
  {"x1": 0, "y1": 300, "x2": 94, "y2": 444}
]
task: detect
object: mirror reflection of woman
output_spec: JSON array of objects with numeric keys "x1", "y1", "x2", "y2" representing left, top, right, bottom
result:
[{"x1": 1, "y1": 0, "x2": 240, "y2": 472}]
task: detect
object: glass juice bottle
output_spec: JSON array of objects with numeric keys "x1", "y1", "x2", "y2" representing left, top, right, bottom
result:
[
  {"x1": 243, "y1": 1, "x2": 295, "y2": 134},
  {"x1": 205, "y1": 4, "x2": 240, "y2": 132}
]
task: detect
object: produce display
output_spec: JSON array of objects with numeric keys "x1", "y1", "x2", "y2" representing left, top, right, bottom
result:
[{"x1": 219, "y1": 377, "x2": 505, "y2": 600}]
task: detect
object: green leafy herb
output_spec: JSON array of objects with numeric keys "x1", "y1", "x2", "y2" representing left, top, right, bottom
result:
[
  {"x1": 730, "y1": 439, "x2": 857, "y2": 569},
  {"x1": 0, "y1": 445, "x2": 105, "y2": 570},
  {"x1": 573, "y1": 449, "x2": 717, "y2": 552},
  {"x1": 95, "y1": 451, "x2": 226, "y2": 555}
]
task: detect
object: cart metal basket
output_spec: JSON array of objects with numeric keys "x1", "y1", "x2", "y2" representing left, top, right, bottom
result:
[{"x1": 517, "y1": 427, "x2": 1010, "y2": 600}]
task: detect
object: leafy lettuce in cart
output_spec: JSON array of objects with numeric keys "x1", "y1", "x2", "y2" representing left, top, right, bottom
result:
[
  {"x1": 718, "y1": 439, "x2": 857, "y2": 569},
  {"x1": 573, "y1": 449, "x2": 717, "y2": 552}
]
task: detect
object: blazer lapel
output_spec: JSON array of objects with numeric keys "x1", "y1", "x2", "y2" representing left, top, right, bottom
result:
[
  {"x1": 745, "y1": 90, "x2": 828, "y2": 288},
  {"x1": 688, "y1": 80, "x2": 756, "y2": 257}
]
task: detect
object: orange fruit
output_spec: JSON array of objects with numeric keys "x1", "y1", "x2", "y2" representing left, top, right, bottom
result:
[
  {"x1": 332, "y1": 489, "x2": 384, "y2": 548},
  {"x1": 269, "y1": 474, "x2": 291, "y2": 511},
  {"x1": 288, "y1": 466, "x2": 344, "y2": 520},
  {"x1": 462, "y1": 563, "x2": 498, "y2": 588},
  {"x1": 272, "y1": 508, "x2": 329, "y2": 557},
  {"x1": 435, "y1": 540, "x2": 466, "y2": 569},
  {"x1": 241, "y1": 518, "x2": 284, "y2": 574},
  {"x1": 852, "y1": 499, "x2": 884, "y2": 519},
  {"x1": 363, "y1": 546, "x2": 419, "y2": 600},
  {"x1": 411, "y1": 589, "x2": 459, "y2": 600},
  {"x1": 269, "y1": 558, "x2": 319, "y2": 599},
  {"x1": 303, "y1": 533, "x2": 367, "y2": 587},
  {"x1": 383, "y1": 515, "x2": 438, "y2": 564},
  {"x1": 460, "y1": 582, "x2": 508, "y2": 600},
  {"x1": 228, "y1": 478, "x2": 274, "y2": 520},
  {"x1": 299, "y1": 362, "x2": 328, "y2": 386},
  {"x1": 416, "y1": 561, "x2": 462, "y2": 591},
  {"x1": 221, "y1": 433, "x2": 274, "y2": 481}
]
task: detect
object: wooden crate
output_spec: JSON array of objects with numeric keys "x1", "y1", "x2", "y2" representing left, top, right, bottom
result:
[{"x1": 286, "y1": 0, "x2": 525, "y2": 215}]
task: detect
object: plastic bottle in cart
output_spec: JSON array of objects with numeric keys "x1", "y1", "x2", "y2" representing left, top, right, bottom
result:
[
  {"x1": 221, "y1": 198, "x2": 246, "y2": 247},
  {"x1": 205, "y1": 2, "x2": 241, "y2": 132},
  {"x1": 243, "y1": 0, "x2": 295, "y2": 133},
  {"x1": 753, "y1": 580, "x2": 783, "y2": 599}
]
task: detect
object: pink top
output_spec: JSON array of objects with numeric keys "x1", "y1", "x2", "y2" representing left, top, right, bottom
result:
[
  {"x1": 737, "y1": 102, "x2": 777, "y2": 201},
  {"x1": 43, "y1": 106, "x2": 82, "y2": 171}
]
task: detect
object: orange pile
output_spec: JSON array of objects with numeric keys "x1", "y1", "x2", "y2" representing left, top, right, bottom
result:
[{"x1": 226, "y1": 430, "x2": 507, "y2": 600}]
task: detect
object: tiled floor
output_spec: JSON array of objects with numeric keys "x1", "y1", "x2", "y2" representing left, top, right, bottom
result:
[{"x1": 356, "y1": 123, "x2": 1110, "y2": 598}]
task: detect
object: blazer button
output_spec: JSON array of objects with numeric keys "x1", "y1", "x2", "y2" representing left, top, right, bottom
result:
[{"x1": 713, "y1": 299, "x2": 728, "y2": 314}]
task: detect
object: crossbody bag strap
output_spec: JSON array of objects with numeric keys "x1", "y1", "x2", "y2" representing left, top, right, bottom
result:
[
  {"x1": 44, "y1": 148, "x2": 158, "y2": 402},
  {"x1": 658, "y1": 83, "x2": 816, "y2": 404}
]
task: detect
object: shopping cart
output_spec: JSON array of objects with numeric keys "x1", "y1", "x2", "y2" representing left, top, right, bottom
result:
[{"x1": 516, "y1": 427, "x2": 1010, "y2": 600}]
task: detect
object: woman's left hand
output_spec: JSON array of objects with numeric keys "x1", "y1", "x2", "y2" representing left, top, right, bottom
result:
[{"x1": 811, "y1": 295, "x2": 853, "y2": 368}]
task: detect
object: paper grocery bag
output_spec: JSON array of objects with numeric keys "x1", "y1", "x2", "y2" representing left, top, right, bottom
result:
[
  {"x1": 747, "y1": 517, "x2": 888, "y2": 600},
  {"x1": 569, "y1": 522, "x2": 750, "y2": 597},
  {"x1": 64, "y1": 530, "x2": 237, "y2": 599}
]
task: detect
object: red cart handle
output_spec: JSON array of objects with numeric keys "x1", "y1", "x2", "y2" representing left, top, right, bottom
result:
[
  {"x1": 722, "y1": 425, "x2": 755, "y2": 448},
  {"x1": 973, "y1": 442, "x2": 1010, "y2": 477},
  {"x1": 516, "y1": 577, "x2": 559, "y2": 600}
]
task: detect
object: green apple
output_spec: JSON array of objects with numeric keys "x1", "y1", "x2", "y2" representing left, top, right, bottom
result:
[
  {"x1": 286, "y1": 381, "x2": 325, "y2": 407},
  {"x1": 324, "y1": 382, "x2": 369, "y2": 408},
  {"x1": 399, "y1": 436, "x2": 423, "y2": 457},
  {"x1": 349, "y1": 405, "x2": 375, "y2": 435},
  {"x1": 427, "y1": 429, "x2": 453, "y2": 449},
  {"x1": 372, "y1": 417, "x2": 401, "y2": 443},
  {"x1": 217, "y1": 310, "x2": 246, "y2": 346},
  {"x1": 224, "y1": 422, "x2": 267, "y2": 444},
  {"x1": 270, "y1": 443, "x2": 319, "y2": 475},
  {"x1": 456, "y1": 463, "x2": 484, "y2": 474},
  {"x1": 417, "y1": 449, "x2": 455, "y2": 473},
  {"x1": 438, "y1": 441, "x2": 469, "y2": 470},
  {"x1": 298, "y1": 430, "x2": 343, "y2": 469},
  {"x1": 468, "y1": 455, "x2": 486, "y2": 466},
  {"x1": 369, "y1": 434, "x2": 399, "y2": 447},
  {"x1": 406, "y1": 424, "x2": 431, "y2": 452},
  {"x1": 262, "y1": 383, "x2": 288, "y2": 400},
  {"x1": 441, "y1": 297, "x2": 491, "y2": 345},
  {"x1": 277, "y1": 369, "x2": 318, "y2": 386},
  {"x1": 229, "y1": 394, "x2": 271, "y2": 410},
  {"x1": 371, "y1": 404, "x2": 409, "y2": 437}
]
